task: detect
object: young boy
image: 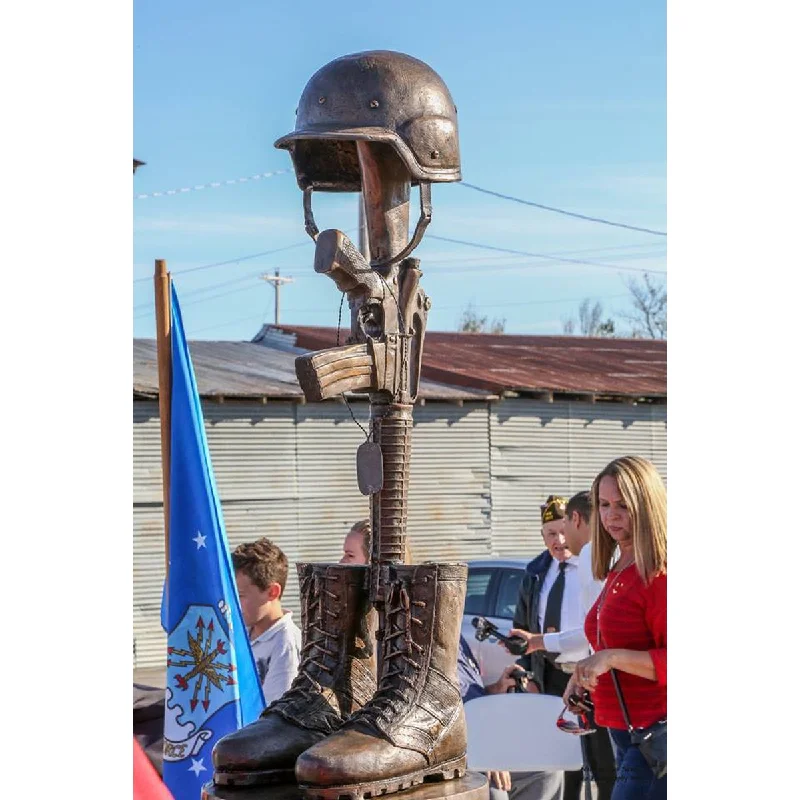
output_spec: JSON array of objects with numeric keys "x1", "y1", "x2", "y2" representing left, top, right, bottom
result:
[{"x1": 232, "y1": 537, "x2": 302, "y2": 706}]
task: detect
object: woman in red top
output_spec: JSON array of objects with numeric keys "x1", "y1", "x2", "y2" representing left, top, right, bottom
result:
[{"x1": 563, "y1": 456, "x2": 666, "y2": 800}]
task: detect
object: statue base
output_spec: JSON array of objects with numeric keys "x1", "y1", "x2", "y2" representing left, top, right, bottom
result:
[{"x1": 202, "y1": 772, "x2": 489, "y2": 800}]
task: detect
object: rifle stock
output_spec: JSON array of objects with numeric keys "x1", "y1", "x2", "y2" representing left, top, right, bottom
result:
[{"x1": 295, "y1": 343, "x2": 375, "y2": 402}]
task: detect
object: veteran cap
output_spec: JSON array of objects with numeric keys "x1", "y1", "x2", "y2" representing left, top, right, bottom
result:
[{"x1": 540, "y1": 495, "x2": 568, "y2": 524}]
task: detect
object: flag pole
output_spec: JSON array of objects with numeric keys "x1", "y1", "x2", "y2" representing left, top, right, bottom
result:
[{"x1": 154, "y1": 259, "x2": 172, "y2": 581}]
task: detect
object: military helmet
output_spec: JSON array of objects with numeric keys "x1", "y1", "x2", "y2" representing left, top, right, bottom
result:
[{"x1": 275, "y1": 50, "x2": 461, "y2": 192}]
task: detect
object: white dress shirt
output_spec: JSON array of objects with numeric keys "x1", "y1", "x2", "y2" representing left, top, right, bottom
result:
[{"x1": 541, "y1": 542, "x2": 605, "y2": 662}]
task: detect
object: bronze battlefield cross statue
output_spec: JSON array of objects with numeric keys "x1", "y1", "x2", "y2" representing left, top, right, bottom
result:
[{"x1": 207, "y1": 51, "x2": 488, "y2": 800}]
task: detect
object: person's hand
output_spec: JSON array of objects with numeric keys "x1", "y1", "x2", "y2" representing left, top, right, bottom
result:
[
  {"x1": 486, "y1": 664, "x2": 525, "y2": 694},
  {"x1": 574, "y1": 651, "x2": 615, "y2": 691},
  {"x1": 505, "y1": 628, "x2": 545, "y2": 655},
  {"x1": 562, "y1": 672, "x2": 580, "y2": 706},
  {"x1": 526, "y1": 680, "x2": 540, "y2": 694},
  {"x1": 486, "y1": 771, "x2": 512, "y2": 792}
]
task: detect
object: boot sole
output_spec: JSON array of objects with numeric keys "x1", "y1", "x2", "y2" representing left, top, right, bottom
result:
[
  {"x1": 299, "y1": 754, "x2": 467, "y2": 800},
  {"x1": 213, "y1": 767, "x2": 295, "y2": 787}
]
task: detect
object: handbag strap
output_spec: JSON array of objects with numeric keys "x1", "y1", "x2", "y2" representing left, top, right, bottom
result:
[
  {"x1": 596, "y1": 569, "x2": 635, "y2": 734},
  {"x1": 609, "y1": 669, "x2": 635, "y2": 733}
]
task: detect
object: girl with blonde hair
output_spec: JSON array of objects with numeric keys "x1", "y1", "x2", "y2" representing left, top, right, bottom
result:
[{"x1": 564, "y1": 456, "x2": 667, "y2": 799}]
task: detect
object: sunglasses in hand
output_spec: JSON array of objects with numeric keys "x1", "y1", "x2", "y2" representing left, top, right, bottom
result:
[{"x1": 556, "y1": 705, "x2": 597, "y2": 736}]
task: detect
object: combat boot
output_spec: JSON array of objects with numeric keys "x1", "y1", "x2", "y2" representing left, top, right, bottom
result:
[
  {"x1": 212, "y1": 563, "x2": 377, "y2": 787},
  {"x1": 296, "y1": 563, "x2": 468, "y2": 800}
]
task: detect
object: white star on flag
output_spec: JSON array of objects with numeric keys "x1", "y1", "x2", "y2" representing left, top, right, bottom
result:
[
  {"x1": 188, "y1": 758, "x2": 206, "y2": 777},
  {"x1": 193, "y1": 531, "x2": 207, "y2": 549}
]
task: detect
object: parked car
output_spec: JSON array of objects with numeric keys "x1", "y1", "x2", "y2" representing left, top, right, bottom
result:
[{"x1": 460, "y1": 558, "x2": 530, "y2": 684}]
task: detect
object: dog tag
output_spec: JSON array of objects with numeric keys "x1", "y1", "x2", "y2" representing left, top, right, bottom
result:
[{"x1": 357, "y1": 441, "x2": 383, "y2": 495}]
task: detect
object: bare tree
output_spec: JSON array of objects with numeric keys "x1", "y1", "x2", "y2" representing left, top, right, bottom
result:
[
  {"x1": 458, "y1": 303, "x2": 506, "y2": 334},
  {"x1": 562, "y1": 298, "x2": 616, "y2": 337},
  {"x1": 597, "y1": 318, "x2": 616, "y2": 336},
  {"x1": 620, "y1": 273, "x2": 666, "y2": 339},
  {"x1": 579, "y1": 299, "x2": 603, "y2": 335}
]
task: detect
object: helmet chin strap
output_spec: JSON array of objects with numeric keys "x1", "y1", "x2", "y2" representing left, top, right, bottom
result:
[
  {"x1": 302, "y1": 182, "x2": 432, "y2": 269},
  {"x1": 303, "y1": 186, "x2": 320, "y2": 241}
]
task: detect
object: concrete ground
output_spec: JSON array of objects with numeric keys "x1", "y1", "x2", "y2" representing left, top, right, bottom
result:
[{"x1": 134, "y1": 666, "x2": 166, "y2": 688}]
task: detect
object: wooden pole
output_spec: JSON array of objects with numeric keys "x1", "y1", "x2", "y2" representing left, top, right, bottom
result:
[{"x1": 154, "y1": 259, "x2": 172, "y2": 581}]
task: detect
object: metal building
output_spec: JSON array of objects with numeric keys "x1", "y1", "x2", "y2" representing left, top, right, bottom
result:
[{"x1": 133, "y1": 331, "x2": 666, "y2": 668}]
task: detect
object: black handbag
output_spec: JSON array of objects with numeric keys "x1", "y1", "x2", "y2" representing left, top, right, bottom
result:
[{"x1": 609, "y1": 670, "x2": 667, "y2": 779}]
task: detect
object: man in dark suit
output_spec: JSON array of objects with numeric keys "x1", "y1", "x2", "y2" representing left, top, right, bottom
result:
[{"x1": 511, "y1": 496, "x2": 577, "y2": 695}]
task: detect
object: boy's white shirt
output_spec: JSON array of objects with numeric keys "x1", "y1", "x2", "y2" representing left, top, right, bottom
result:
[{"x1": 249, "y1": 611, "x2": 302, "y2": 705}]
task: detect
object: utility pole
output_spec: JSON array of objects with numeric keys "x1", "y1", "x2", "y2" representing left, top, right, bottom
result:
[{"x1": 260, "y1": 269, "x2": 295, "y2": 326}]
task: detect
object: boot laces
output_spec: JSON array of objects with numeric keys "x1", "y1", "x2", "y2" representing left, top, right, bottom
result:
[
  {"x1": 268, "y1": 571, "x2": 340, "y2": 711},
  {"x1": 350, "y1": 578, "x2": 426, "y2": 726}
]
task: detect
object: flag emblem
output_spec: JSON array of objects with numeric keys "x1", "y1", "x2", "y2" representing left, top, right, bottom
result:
[
  {"x1": 164, "y1": 604, "x2": 238, "y2": 763},
  {"x1": 168, "y1": 604, "x2": 237, "y2": 705}
]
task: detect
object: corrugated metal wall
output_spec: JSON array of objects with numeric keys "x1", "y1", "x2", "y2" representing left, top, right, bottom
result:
[
  {"x1": 133, "y1": 399, "x2": 494, "y2": 668},
  {"x1": 134, "y1": 401, "x2": 302, "y2": 668},
  {"x1": 133, "y1": 397, "x2": 666, "y2": 668},
  {"x1": 133, "y1": 404, "x2": 172, "y2": 668},
  {"x1": 408, "y1": 404, "x2": 492, "y2": 562},
  {"x1": 489, "y1": 399, "x2": 667, "y2": 561},
  {"x1": 295, "y1": 402, "x2": 370, "y2": 568},
  {"x1": 291, "y1": 401, "x2": 493, "y2": 570}
]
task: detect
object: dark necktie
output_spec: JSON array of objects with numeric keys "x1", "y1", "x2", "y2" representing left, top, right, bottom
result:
[{"x1": 543, "y1": 561, "x2": 567, "y2": 634}]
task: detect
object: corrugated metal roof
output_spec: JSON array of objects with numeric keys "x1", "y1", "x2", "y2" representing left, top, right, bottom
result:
[
  {"x1": 133, "y1": 339, "x2": 493, "y2": 401},
  {"x1": 274, "y1": 327, "x2": 666, "y2": 399}
]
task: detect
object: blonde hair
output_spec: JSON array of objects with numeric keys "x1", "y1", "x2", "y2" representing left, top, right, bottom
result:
[
  {"x1": 349, "y1": 519, "x2": 371, "y2": 562},
  {"x1": 591, "y1": 456, "x2": 667, "y2": 583}
]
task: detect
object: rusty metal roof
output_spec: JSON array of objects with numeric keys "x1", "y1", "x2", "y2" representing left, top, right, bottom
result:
[
  {"x1": 274, "y1": 327, "x2": 667, "y2": 400},
  {"x1": 133, "y1": 339, "x2": 494, "y2": 401}
]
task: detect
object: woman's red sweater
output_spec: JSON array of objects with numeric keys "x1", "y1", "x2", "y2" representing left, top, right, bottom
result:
[{"x1": 584, "y1": 565, "x2": 667, "y2": 730}]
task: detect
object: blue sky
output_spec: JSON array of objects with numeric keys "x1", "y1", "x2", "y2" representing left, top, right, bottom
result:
[{"x1": 133, "y1": 0, "x2": 666, "y2": 340}]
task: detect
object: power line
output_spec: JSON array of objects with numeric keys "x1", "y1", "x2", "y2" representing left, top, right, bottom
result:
[
  {"x1": 437, "y1": 293, "x2": 631, "y2": 311},
  {"x1": 135, "y1": 278, "x2": 271, "y2": 318},
  {"x1": 135, "y1": 240, "x2": 663, "y2": 286},
  {"x1": 132, "y1": 228, "x2": 359, "y2": 286},
  {"x1": 423, "y1": 250, "x2": 666, "y2": 275},
  {"x1": 132, "y1": 239, "x2": 312, "y2": 284},
  {"x1": 134, "y1": 240, "x2": 664, "y2": 317},
  {"x1": 131, "y1": 162, "x2": 665, "y2": 237},
  {"x1": 134, "y1": 168, "x2": 291, "y2": 200},
  {"x1": 136, "y1": 247, "x2": 662, "y2": 316},
  {"x1": 460, "y1": 182, "x2": 667, "y2": 237},
  {"x1": 187, "y1": 314, "x2": 268, "y2": 336},
  {"x1": 420, "y1": 241, "x2": 664, "y2": 265},
  {"x1": 143, "y1": 293, "x2": 633, "y2": 338},
  {"x1": 134, "y1": 269, "x2": 280, "y2": 313},
  {"x1": 427, "y1": 235, "x2": 666, "y2": 274}
]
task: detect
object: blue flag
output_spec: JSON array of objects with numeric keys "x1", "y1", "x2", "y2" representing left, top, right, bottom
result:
[{"x1": 161, "y1": 284, "x2": 265, "y2": 800}]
